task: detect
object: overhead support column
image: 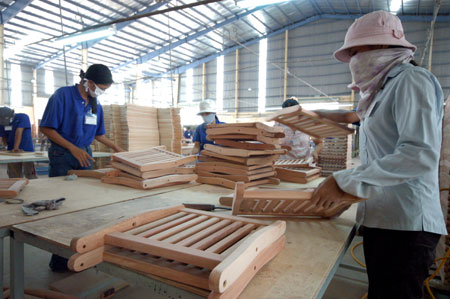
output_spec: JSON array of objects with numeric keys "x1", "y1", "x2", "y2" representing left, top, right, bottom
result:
[
  {"x1": 283, "y1": 30, "x2": 289, "y2": 101},
  {"x1": 202, "y1": 63, "x2": 206, "y2": 100},
  {"x1": 234, "y1": 49, "x2": 239, "y2": 119},
  {"x1": 135, "y1": 63, "x2": 143, "y2": 104},
  {"x1": 176, "y1": 74, "x2": 181, "y2": 106},
  {"x1": 81, "y1": 43, "x2": 88, "y2": 72},
  {"x1": 0, "y1": 24, "x2": 4, "y2": 106},
  {"x1": 32, "y1": 70, "x2": 37, "y2": 137}
]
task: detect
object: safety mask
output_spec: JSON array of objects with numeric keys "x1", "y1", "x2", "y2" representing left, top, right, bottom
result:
[
  {"x1": 202, "y1": 114, "x2": 215, "y2": 124},
  {"x1": 83, "y1": 80, "x2": 104, "y2": 98}
]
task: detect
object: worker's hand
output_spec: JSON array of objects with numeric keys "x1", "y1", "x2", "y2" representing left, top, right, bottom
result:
[
  {"x1": 69, "y1": 146, "x2": 95, "y2": 168},
  {"x1": 113, "y1": 146, "x2": 126, "y2": 153},
  {"x1": 11, "y1": 148, "x2": 23, "y2": 153},
  {"x1": 311, "y1": 176, "x2": 353, "y2": 217}
]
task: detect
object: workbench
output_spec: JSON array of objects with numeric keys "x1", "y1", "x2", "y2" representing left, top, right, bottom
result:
[
  {"x1": 0, "y1": 177, "x2": 201, "y2": 298},
  {"x1": 7, "y1": 179, "x2": 357, "y2": 298},
  {"x1": 0, "y1": 151, "x2": 112, "y2": 164}
]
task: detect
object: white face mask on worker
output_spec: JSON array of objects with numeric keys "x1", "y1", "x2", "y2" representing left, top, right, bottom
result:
[
  {"x1": 83, "y1": 81, "x2": 105, "y2": 98},
  {"x1": 202, "y1": 114, "x2": 215, "y2": 124}
]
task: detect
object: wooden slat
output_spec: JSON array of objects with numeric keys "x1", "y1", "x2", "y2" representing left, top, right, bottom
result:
[
  {"x1": 148, "y1": 215, "x2": 210, "y2": 241},
  {"x1": 206, "y1": 223, "x2": 257, "y2": 254},
  {"x1": 213, "y1": 139, "x2": 279, "y2": 150},
  {"x1": 176, "y1": 219, "x2": 232, "y2": 247},
  {"x1": 204, "y1": 144, "x2": 286, "y2": 158},
  {"x1": 189, "y1": 222, "x2": 243, "y2": 250},
  {"x1": 125, "y1": 212, "x2": 187, "y2": 235},
  {"x1": 135, "y1": 214, "x2": 199, "y2": 238},
  {"x1": 163, "y1": 217, "x2": 222, "y2": 244}
]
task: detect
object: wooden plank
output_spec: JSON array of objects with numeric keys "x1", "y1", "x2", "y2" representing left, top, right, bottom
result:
[
  {"x1": 111, "y1": 161, "x2": 194, "y2": 179},
  {"x1": 213, "y1": 139, "x2": 279, "y2": 150},
  {"x1": 101, "y1": 174, "x2": 198, "y2": 190},
  {"x1": 276, "y1": 170, "x2": 321, "y2": 184},
  {"x1": 276, "y1": 167, "x2": 321, "y2": 178},
  {"x1": 196, "y1": 170, "x2": 276, "y2": 183},
  {"x1": 206, "y1": 127, "x2": 285, "y2": 139},
  {"x1": 0, "y1": 178, "x2": 28, "y2": 199},
  {"x1": 201, "y1": 150, "x2": 280, "y2": 166},
  {"x1": 135, "y1": 214, "x2": 199, "y2": 238},
  {"x1": 204, "y1": 144, "x2": 286, "y2": 158},
  {"x1": 206, "y1": 134, "x2": 283, "y2": 145},
  {"x1": 197, "y1": 159, "x2": 274, "y2": 171},
  {"x1": 105, "y1": 232, "x2": 223, "y2": 269},
  {"x1": 195, "y1": 165, "x2": 274, "y2": 176},
  {"x1": 206, "y1": 223, "x2": 257, "y2": 254},
  {"x1": 67, "y1": 169, "x2": 120, "y2": 179},
  {"x1": 197, "y1": 176, "x2": 279, "y2": 190},
  {"x1": 176, "y1": 219, "x2": 233, "y2": 247},
  {"x1": 206, "y1": 122, "x2": 284, "y2": 134}
]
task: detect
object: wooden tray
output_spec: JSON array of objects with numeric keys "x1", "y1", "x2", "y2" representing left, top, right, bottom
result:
[
  {"x1": 101, "y1": 174, "x2": 198, "y2": 190},
  {"x1": 68, "y1": 205, "x2": 286, "y2": 298},
  {"x1": 112, "y1": 147, "x2": 197, "y2": 172},
  {"x1": 0, "y1": 178, "x2": 29, "y2": 198},
  {"x1": 204, "y1": 144, "x2": 286, "y2": 158},
  {"x1": 196, "y1": 176, "x2": 280, "y2": 190},
  {"x1": 68, "y1": 168, "x2": 120, "y2": 179},
  {"x1": 231, "y1": 183, "x2": 360, "y2": 218},
  {"x1": 275, "y1": 167, "x2": 322, "y2": 184},
  {"x1": 267, "y1": 105, "x2": 354, "y2": 138}
]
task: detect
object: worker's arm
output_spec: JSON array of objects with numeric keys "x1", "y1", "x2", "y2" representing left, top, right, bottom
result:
[
  {"x1": 95, "y1": 135, "x2": 125, "y2": 152},
  {"x1": 315, "y1": 110, "x2": 359, "y2": 124},
  {"x1": 311, "y1": 137, "x2": 323, "y2": 162},
  {"x1": 12, "y1": 128, "x2": 24, "y2": 152},
  {"x1": 40, "y1": 127, "x2": 94, "y2": 167},
  {"x1": 191, "y1": 142, "x2": 201, "y2": 155}
]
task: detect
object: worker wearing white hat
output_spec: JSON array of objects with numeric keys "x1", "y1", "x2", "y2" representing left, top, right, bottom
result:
[{"x1": 191, "y1": 99, "x2": 224, "y2": 154}]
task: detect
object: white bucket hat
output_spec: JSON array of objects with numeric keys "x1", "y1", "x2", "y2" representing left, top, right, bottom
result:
[
  {"x1": 197, "y1": 99, "x2": 216, "y2": 115},
  {"x1": 334, "y1": 10, "x2": 417, "y2": 63}
]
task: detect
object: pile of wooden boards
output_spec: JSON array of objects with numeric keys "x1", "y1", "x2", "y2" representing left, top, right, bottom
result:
[
  {"x1": 101, "y1": 147, "x2": 198, "y2": 190},
  {"x1": 274, "y1": 162, "x2": 321, "y2": 184},
  {"x1": 195, "y1": 122, "x2": 286, "y2": 189},
  {"x1": 68, "y1": 205, "x2": 286, "y2": 298},
  {"x1": 157, "y1": 108, "x2": 182, "y2": 154},
  {"x1": 318, "y1": 136, "x2": 352, "y2": 177}
]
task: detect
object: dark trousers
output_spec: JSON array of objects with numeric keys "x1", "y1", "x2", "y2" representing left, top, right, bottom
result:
[
  {"x1": 48, "y1": 143, "x2": 93, "y2": 271},
  {"x1": 363, "y1": 226, "x2": 440, "y2": 299}
]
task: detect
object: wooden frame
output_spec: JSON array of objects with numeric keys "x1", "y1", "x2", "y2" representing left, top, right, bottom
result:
[
  {"x1": 206, "y1": 122, "x2": 284, "y2": 134},
  {"x1": 274, "y1": 159, "x2": 310, "y2": 168},
  {"x1": 68, "y1": 168, "x2": 120, "y2": 179},
  {"x1": 101, "y1": 174, "x2": 198, "y2": 190},
  {"x1": 0, "y1": 178, "x2": 29, "y2": 198},
  {"x1": 68, "y1": 205, "x2": 286, "y2": 298},
  {"x1": 275, "y1": 167, "x2": 321, "y2": 184},
  {"x1": 204, "y1": 144, "x2": 286, "y2": 158},
  {"x1": 112, "y1": 148, "x2": 197, "y2": 172},
  {"x1": 266, "y1": 105, "x2": 354, "y2": 138},
  {"x1": 111, "y1": 161, "x2": 194, "y2": 179},
  {"x1": 201, "y1": 151, "x2": 280, "y2": 166},
  {"x1": 231, "y1": 182, "x2": 361, "y2": 218},
  {"x1": 213, "y1": 139, "x2": 280, "y2": 150},
  {"x1": 206, "y1": 134, "x2": 282, "y2": 145},
  {"x1": 196, "y1": 170, "x2": 276, "y2": 183},
  {"x1": 196, "y1": 176, "x2": 280, "y2": 190}
]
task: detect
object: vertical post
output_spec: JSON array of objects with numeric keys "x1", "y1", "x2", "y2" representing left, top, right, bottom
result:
[
  {"x1": 10, "y1": 232, "x2": 24, "y2": 299},
  {"x1": 135, "y1": 63, "x2": 142, "y2": 105},
  {"x1": 0, "y1": 24, "x2": 4, "y2": 106},
  {"x1": 176, "y1": 74, "x2": 181, "y2": 106},
  {"x1": 234, "y1": 49, "x2": 239, "y2": 119},
  {"x1": 428, "y1": 29, "x2": 434, "y2": 72},
  {"x1": 81, "y1": 46, "x2": 88, "y2": 72},
  {"x1": 32, "y1": 70, "x2": 38, "y2": 137},
  {"x1": 202, "y1": 63, "x2": 206, "y2": 100},
  {"x1": 283, "y1": 30, "x2": 289, "y2": 101}
]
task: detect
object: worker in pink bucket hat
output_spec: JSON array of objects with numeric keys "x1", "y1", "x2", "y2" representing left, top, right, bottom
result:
[{"x1": 312, "y1": 10, "x2": 446, "y2": 298}]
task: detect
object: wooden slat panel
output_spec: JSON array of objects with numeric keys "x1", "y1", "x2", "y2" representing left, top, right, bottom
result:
[
  {"x1": 206, "y1": 224, "x2": 256, "y2": 254},
  {"x1": 125, "y1": 212, "x2": 187, "y2": 235},
  {"x1": 190, "y1": 222, "x2": 243, "y2": 250},
  {"x1": 148, "y1": 215, "x2": 210, "y2": 241},
  {"x1": 175, "y1": 219, "x2": 232, "y2": 247}
]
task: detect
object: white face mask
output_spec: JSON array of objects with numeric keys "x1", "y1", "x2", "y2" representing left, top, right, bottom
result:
[
  {"x1": 83, "y1": 80, "x2": 105, "y2": 98},
  {"x1": 202, "y1": 114, "x2": 215, "y2": 124}
]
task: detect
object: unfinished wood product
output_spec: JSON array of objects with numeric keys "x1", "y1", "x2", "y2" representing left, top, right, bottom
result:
[
  {"x1": 68, "y1": 205, "x2": 286, "y2": 298},
  {"x1": 213, "y1": 139, "x2": 280, "y2": 150},
  {"x1": 0, "y1": 178, "x2": 28, "y2": 198},
  {"x1": 102, "y1": 174, "x2": 198, "y2": 190},
  {"x1": 206, "y1": 122, "x2": 284, "y2": 134},
  {"x1": 197, "y1": 157, "x2": 274, "y2": 170},
  {"x1": 158, "y1": 108, "x2": 182, "y2": 154},
  {"x1": 196, "y1": 170, "x2": 277, "y2": 183},
  {"x1": 274, "y1": 159, "x2": 310, "y2": 168},
  {"x1": 196, "y1": 176, "x2": 280, "y2": 190},
  {"x1": 196, "y1": 165, "x2": 274, "y2": 176},
  {"x1": 111, "y1": 161, "x2": 194, "y2": 179},
  {"x1": 112, "y1": 147, "x2": 197, "y2": 172},
  {"x1": 207, "y1": 134, "x2": 282, "y2": 145},
  {"x1": 204, "y1": 144, "x2": 287, "y2": 158},
  {"x1": 68, "y1": 168, "x2": 120, "y2": 179},
  {"x1": 206, "y1": 127, "x2": 285, "y2": 139},
  {"x1": 231, "y1": 182, "x2": 362, "y2": 218},
  {"x1": 267, "y1": 105, "x2": 354, "y2": 138},
  {"x1": 318, "y1": 135, "x2": 352, "y2": 177},
  {"x1": 275, "y1": 167, "x2": 322, "y2": 184},
  {"x1": 201, "y1": 151, "x2": 279, "y2": 166}
]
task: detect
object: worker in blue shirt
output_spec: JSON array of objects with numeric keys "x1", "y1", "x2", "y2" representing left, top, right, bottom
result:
[
  {"x1": 0, "y1": 107, "x2": 37, "y2": 179},
  {"x1": 40, "y1": 64, "x2": 124, "y2": 272},
  {"x1": 40, "y1": 64, "x2": 124, "y2": 178},
  {"x1": 191, "y1": 99, "x2": 224, "y2": 154}
]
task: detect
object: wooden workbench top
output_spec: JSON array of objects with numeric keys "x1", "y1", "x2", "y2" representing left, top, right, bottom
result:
[
  {"x1": 13, "y1": 180, "x2": 357, "y2": 298},
  {"x1": 0, "y1": 151, "x2": 111, "y2": 164},
  {"x1": 0, "y1": 176, "x2": 199, "y2": 229}
]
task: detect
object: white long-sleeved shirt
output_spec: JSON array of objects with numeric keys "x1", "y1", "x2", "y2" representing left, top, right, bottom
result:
[{"x1": 334, "y1": 63, "x2": 447, "y2": 235}]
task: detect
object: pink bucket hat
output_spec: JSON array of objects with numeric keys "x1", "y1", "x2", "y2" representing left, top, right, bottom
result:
[{"x1": 334, "y1": 10, "x2": 417, "y2": 62}]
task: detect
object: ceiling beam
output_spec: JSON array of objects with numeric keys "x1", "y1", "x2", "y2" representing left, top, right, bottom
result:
[
  {"x1": 112, "y1": 5, "x2": 273, "y2": 71},
  {"x1": 0, "y1": 0, "x2": 33, "y2": 24},
  {"x1": 145, "y1": 13, "x2": 450, "y2": 79},
  {"x1": 34, "y1": 2, "x2": 166, "y2": 70}
]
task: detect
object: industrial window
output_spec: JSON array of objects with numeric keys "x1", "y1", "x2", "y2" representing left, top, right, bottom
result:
[
  {"x1": 258, "y1": 38, "x2": 268, "y2": 113},
  {"x1": 216, "y1": 55, "x2": 224, "y2": 112}
]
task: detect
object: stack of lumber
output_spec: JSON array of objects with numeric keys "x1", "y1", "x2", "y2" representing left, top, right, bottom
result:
[
  {"x1": 119, "y1": 105, "x2": 160, "y2": 151},
  {"x1": 274, "y1": 165, "x2": 321, "y2": 184},
  {"x1": 318, "y1": 136, "x2": 352, "y2": 177},
  {"x1": 101, "y1": 147, "x2": 197, "y2": 190},
  {"x1": 195, "y1": 122, "x2": 286, "y2": 189},
  {"x1": 67, "y1": 205, "x2": 286, "y2": 298},
  {"x1": 157, "y1": 108, "x2": 182, "y2": 154}
]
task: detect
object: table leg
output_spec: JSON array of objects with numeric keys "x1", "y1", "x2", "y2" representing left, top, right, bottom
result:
[
  {"x1": 0, "y1": 228, "x2": 9, "y2": 296},
  {"x1": 10, "y1": 232, "x2": 24, "y2": 299}
]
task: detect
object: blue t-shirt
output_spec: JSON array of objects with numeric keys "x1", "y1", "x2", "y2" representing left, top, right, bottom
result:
[
  {"x1": 40, "y1": 85, "x2": 106, "y2": 148},
  {"x1": 193, "y1": 117, "x2": 224, "y2": 151},
  {"x1": 0, "y1": 113, "x2": 34, "y2": 152}
]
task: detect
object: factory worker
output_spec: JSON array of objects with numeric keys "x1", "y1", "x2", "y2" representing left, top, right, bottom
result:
[
  {"x1": 312, "y1": 11, "x2": 446, "y2": 298},
  {"x1": 0, "y1": 107, "x2": 37, "y2": 179},
  {"x1": 191, "y1": 99, "x2": 224, "y2": 154}
]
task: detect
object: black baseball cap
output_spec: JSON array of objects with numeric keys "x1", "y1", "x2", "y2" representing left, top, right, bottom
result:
[
  {"x1": 0, "y1": 107, "x2": 14, "y2": 126},
  {"x1": 84, "y1": 64, "x2": 114, "y2": 85}
]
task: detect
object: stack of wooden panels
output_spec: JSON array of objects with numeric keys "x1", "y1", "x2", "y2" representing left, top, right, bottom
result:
[
  {"x1": 266, "y1": 105, "x2": 354, "y2": 138},
  {"x1": 157, "y1": 108, "x2": 182, "y2": 154},
  {"x1": 102, "y1": 147, "x2": 198, "y2": 190},
  {"x1": 318, "y1": 136, "x2": 352, "y2": 177},
  {"x1": 68, "y1": 205, "x2": 286, "y2": 298},
  {"x1": 274, "y1": 159, "x2": 310, "y2": 168},
  {"x1": 119, "y1": 105, "x2": 160, "y2": 151},
  {"x1": 196, "y1": 123, "x2": 286, "y2": 189},
  {"x1": 275, "y1": 166, "x2": 321, "y2": 184}
]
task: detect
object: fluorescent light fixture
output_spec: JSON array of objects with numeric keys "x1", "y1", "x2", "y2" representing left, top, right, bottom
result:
[
  {"x1": 54, "y1": 25, "x2": 117, "y2": 46},
  {"x1": 237, "y1": 0, "x2": 289, "y2": 9},
  {"x1": 389, "y1": 0, "x2": 402, "y2": 14}
]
